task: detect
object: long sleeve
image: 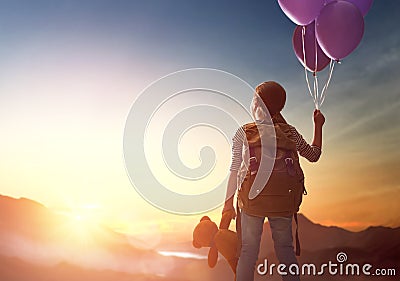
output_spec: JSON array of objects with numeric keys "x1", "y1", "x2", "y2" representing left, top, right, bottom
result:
[
  {"x1": 289, "y1": 125, "x2": 322, "y2": 162},
  {"x1": 229, "y1": 127, "x2": 245, "y2": 171}
]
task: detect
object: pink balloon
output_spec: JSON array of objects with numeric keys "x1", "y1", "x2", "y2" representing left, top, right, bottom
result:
[
  {"x1": 292, "y1": 22, "x2": 331, "y2": 72},
  {"x1": 278, "y1": 0, "x2": 325, "y2": 26},
  {"x1": 324, "y1": 0, "x2": 374, "y2": 16},
  {"x1": 316, "y1": 1, "x2": 364, "y2": 60}
]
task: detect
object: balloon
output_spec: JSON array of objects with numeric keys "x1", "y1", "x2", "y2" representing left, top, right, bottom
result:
[
  {"x1": 292, "y1": 22, "x2": 331, "y2": 72},
  {"x1": 324, "y1": 0, "x2": 374, "y2": 16},
  {"x1": 316, "y1": 1, "x2": 364, "y2": 60},
  {"x1": 278, "y1": 0, "x2": 325, "y2": 26}
]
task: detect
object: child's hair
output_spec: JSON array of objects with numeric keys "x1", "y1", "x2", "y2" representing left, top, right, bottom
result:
[{"x1": 255, "y1": 81, "x2": 286, "y2": 117}]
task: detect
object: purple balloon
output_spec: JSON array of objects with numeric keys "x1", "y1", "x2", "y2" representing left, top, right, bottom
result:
[
  {"x1": 316, "y1": 1, "x2": 364, "y2": 60},
  {"x1": 278, "y1": 0, "x2": 325, "y2": 26},
  {"x1": 324, "y1": 0, "x2": 374, "y2": 16},
  {"x1": 292, "y1": 22, "x2": 331, "y2": 72}
]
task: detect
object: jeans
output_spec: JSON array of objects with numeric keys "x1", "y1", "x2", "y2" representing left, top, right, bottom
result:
[{"x1": 236, "y1": 211, "x2": 300, "y2": 281}]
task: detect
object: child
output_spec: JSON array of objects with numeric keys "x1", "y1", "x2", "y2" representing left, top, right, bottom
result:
[{"x1": 223, "y1": 81, "x2": 325, "y2": 281}]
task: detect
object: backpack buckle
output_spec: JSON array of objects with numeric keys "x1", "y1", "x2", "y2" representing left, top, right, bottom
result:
[
  {"x1": 249, "y1": 156, "x2": 258, "y2": 175},
  {"x1": 285, "y1": 157, "x2": 296, "y2": 176},
  {"x1": 284, "y1": 157, "x2": 294, "y2": 165}
]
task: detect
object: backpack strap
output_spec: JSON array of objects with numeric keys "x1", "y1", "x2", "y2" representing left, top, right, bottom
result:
[
  {"x1": 248, "y1": 142, "x2": 258, "y2": 176},
  {"x1": 294, "y1": 213, "x2": 301, "y2": 256},
  {"x1": 243, "y1": 123, "x2": 259, "y2": 176}
]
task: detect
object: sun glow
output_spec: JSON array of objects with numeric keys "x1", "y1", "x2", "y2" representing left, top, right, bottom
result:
[
  {"x1": 51, "y1": 203, "x2": 111, "y2": 248},
  {"x1": 67, "y1": 204, "x2": 102, "y2": 222}
]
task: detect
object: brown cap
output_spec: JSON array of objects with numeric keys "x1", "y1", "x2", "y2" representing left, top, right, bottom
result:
[{"x1": 255, "y1": 81, "x2": 286, "y2": 116}]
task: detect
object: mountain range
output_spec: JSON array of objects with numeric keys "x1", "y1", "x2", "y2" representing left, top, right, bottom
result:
[{"x1": 0, "y1": 194, "x2": 398, "y2": 281}]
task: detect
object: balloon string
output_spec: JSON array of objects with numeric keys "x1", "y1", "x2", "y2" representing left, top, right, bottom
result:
[
  {"x1": 301, "y1": 26, "x2": 318, "y2": 109},
  {"x1": 314, "y1": 23, "x2": 319, "y2": 110},
  {"x1": 314, "y1": 23, "x2": 318, "y2": 75},
  {"x1": 302, "y1": 26, "x2": 337, "y2": 109},
  {"x1": 319, "y1": 60, "x2": 336, "y2": 107},
  {"x1": 314, "y1": 73, "x2": 319, "y2": 110}
]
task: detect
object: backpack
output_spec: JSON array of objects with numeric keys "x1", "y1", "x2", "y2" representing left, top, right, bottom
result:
[
  {"x1": 237, "y1": 121, "x2": 306, "y2": 216},
  {"x1": 236, "y1": 121, "x2": 307, "y2": 255}
]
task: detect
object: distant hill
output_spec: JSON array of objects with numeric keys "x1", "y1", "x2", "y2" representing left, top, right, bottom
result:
[
  {"x1": 0, "y1": 195, "x2": 177, "y2": 277},
  {"x1": 0, "y1": 194, "x2": 149, "y2": 255}
]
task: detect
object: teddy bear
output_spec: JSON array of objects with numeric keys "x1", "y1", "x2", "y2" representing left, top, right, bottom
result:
[{"x1": 192, "y1": 211, "x2": 238, "y2": 274}]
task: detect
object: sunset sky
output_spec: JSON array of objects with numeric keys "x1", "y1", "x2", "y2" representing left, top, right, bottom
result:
[{"x1": 0, "y1": 0, "x2": 399, "y2": 243}]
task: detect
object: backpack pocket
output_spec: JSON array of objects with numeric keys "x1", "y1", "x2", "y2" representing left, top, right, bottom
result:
[{"x1": 238, "y1": 172, "x2": 303, "y2": 217}]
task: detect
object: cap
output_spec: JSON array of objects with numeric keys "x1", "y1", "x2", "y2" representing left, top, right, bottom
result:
[{"x1": 255, "y1": 81, "x2": 286, "y2": 116}]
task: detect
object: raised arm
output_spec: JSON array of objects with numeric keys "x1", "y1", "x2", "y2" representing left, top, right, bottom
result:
[{"x1": 290, "y1": 110, "x2": 325, "y2": 162}]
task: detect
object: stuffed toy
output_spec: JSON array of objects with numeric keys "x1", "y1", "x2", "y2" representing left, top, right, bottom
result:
[{"x1": 192, "y1": 211, "x2": 238, "y2": 273}]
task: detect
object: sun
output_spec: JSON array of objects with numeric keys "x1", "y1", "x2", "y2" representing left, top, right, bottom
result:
[
  {"x1": 53, "y1": 203, "x2": 109, "y2": 248},
  {"x1": 67, "y1": 204, "x2": 102, "y2": 223}
]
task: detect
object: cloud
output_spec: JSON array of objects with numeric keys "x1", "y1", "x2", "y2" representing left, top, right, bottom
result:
[{"x1": 364, "y1": 47, "x2": 400, "y2": 75}]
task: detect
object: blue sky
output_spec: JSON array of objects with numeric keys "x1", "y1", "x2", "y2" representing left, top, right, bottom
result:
[{"x1": 0, "y1": 0, "x2": 399, "y2": 233}]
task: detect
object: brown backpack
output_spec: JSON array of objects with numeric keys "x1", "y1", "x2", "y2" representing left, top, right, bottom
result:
[{"x1": 236, "y1": 121, "x2": 307, "y2": 255}]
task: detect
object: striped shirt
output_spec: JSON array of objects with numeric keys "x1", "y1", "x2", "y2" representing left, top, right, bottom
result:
[{"x1": 230, "y1": 124, "x2": 321, "y2": 171}]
